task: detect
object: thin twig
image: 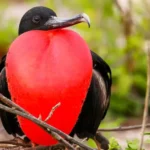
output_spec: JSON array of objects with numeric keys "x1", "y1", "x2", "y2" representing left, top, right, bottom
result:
[
  {"x1": 0, "y1": 144, "x2": 66, "y2": 150},
  {"x1": 0, "y1": 94, "x2": 28, "y2": 113},
  {"x1": 50, "y1": 131, "x2": 75, "y2": 150},
  {"x1": 0, "y1": 140, "x2": 31, "y2": 147},
  {"x1": 0, "y1": 94, "x2": 93, "y2": 150},
  {"x1": 114, "y1": 0, "x2": 135, "y2": 73},
  {"x1": 138, "y1": 41, "x2": 150, "y2": 150},
  {"x1": 98, "y1": 124, "x2": 150, "y2": 132},
  {"x1": 0, "y1": 145, "x2": 18, "y2": 149},
  {"x1": 74, "y1": 138, "x2": 88, "y2": 149},
  {"x1": 45, "y1": 102, "x2": 61, "y2": 122}
]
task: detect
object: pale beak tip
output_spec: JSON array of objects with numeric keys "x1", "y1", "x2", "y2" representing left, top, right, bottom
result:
[{"x1": 81, "y1": 13, "x2": 91, "y2": 28}]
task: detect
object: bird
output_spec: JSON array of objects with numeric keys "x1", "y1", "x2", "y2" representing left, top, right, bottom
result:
[{"x1": 0, "y1": 6, "x2": 112, "y2": 149}]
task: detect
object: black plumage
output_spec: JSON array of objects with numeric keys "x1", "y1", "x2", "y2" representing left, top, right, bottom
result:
[
  {"x1": 0, "y1": 57, "x2": 24, "y2": 137},
  {"x1": 0, "y1": 6, "x2": 112, "y2": 149},
  {"x1": 70, "y1": 51, "x2": 111, "y2": 139}
]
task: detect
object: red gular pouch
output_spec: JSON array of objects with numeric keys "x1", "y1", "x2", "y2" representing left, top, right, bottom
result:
[{"x1": 6, "y1": 29, "x2": 92, "y2": 145}]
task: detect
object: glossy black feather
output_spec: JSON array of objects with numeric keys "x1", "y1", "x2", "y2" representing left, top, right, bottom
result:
[
  {"x1": 91, "y1": 51, "x2": 112, "y2": 119},
  {"x1": 70, "y1": 50, "x2": 112, "y2": 139},
  {"x1": 0, "y1": 67, "x2": 24, "y2": 136},
  {"x1": 0, "y1": 55, "x2": 6, "y2": 71}
]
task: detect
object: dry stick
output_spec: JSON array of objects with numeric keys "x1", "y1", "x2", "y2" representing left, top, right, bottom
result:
[
  {"x1": 74, "y1": 138, "x2": 88, "y2": 149},
  {"x1": 98, "y1": 124, "x2": 150, "y2": 132},
  {"x1": 0, "y1": 144, "x2": 65, "y2": 150},
  {"x1": 138, "y1": 42, "x2": 150, "y2": 150},
  {"x1": 20, "y1": 144, "x2": 66, "y2": 150},
  {"x1": 0, "y1": 145, "x2": 18, "y2": 149},
  {"x1": 0, "y1": 94, "x2": 93, "y2": 150},
  {"x1": 0, "y1": 140, "x2": 31, "y2": 147},
  {"x1": 0, "y1": 94, "x2": 28, "y2": 113},
  {"x1": 50, "y1": 131, "x2": 75, "y2": 150},
  {"x1": 45, "y1": 102, "x2": 61, "y2": 122}
]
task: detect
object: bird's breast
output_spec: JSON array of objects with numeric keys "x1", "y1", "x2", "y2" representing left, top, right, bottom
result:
[{"x1": 6, "y1": 29, "x2": 92, "y2": 145}]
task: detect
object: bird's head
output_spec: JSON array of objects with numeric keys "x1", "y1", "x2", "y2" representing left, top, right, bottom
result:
[{"x1": 18, "y1": 6, "x2": 90, "y2": 35}]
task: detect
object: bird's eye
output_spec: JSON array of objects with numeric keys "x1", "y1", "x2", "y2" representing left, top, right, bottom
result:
[{"x1": 32, "y1": 16, "x2": 41, "y2": 24}]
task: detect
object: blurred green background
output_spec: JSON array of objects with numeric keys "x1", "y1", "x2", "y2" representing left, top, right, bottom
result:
[{"x1": 0, "y1": 0, "x2": 149, "y2": 130}]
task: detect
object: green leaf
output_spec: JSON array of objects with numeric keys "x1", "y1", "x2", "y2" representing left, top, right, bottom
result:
[
  {"x1": 109, "y1": 137, "x2": 121, "y2": 150},
  {"x1": 125, "y1": 139, "x2": 140, "y2": 150},
  {"x1": 144, "y1": 132, "x2": 150, "y2": 135}
]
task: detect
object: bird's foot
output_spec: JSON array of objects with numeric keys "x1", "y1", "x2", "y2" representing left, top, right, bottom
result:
[
  {"x1": 93, "y1": 138, "x2": 102, "y2": 150},
  {"x1": 94, "y1": 132, "x2": 109, "y2": 150},
  {"x1": 12, "y1": 137, "x2": 26, "y2": 144},
  {"x1": 30, "y1": 142, "x2": 37, "y2": 148},
  {"x1": 11, "y1": 137, "x2": 31, "y2": 147}
]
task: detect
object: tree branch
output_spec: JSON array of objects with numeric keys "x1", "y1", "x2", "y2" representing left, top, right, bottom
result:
[
  {"x1": 98, "y1": 123, "x2": 150, "y2": 132},
  {"x1": 138, "y1": 41, "x2": 150, "y2": 150},
  {"x1": 0, "y1": 140, "x2": 31, "y2": 147},
  {"x1": 45, "y1": 102, "x2": 61, "y2": 122},
  {"x1": 0, "y1": 144, "x2": 66, "y2": 150}
]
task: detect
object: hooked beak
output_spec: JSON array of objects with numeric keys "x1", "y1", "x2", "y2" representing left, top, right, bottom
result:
[{"x1": 43, "y1": 13, "x2": 90, "y2": 30}]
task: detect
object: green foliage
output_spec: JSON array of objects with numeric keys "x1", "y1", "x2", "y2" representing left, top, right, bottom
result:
[
  {"x1": 144, "y1": 132, "x2": 150, "y2": 144},
  {"x1": 0, "y1": 19, "x2": 17, "y2": 51},
  {"x1": 109, "y1": 137, "x2": 121, "y2": 150},
  {"x1": 125, "y1": 139, "x2": 139, "y2": 150},
  {"x1": 87, "y1": 139, "x2": 97, "y2": 148},
  {"x1": 108, "y1": 138, "x2": 147, "y2": 150},
  {"x1": 144, "y1": 132, "x2": 150, "y2": 135},
  {"x1": 88, "y1": 136, "x2": 148, "y2": 150}
]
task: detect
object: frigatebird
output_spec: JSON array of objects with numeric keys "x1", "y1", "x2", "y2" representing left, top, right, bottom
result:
[{"x1": 0, "y1": 6, "x2": 112, "y2": 150}]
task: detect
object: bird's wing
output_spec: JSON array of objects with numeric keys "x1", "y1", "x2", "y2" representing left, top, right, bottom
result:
[
  {"x1": 0, "y1": 55, "x2": 12, "y2": 134},
  {"x1": 70, "y1": 50, "x2": 112, "y2": 138},
  {"x1": 0, "y1": 59, "x2": 24, "y2": 136},
  {"x1": 91, "y1": 50, "x2": 112, "y2": 119},
  {"x1": 0, "y1": 68, "x2": 14, "y2": 135}
]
